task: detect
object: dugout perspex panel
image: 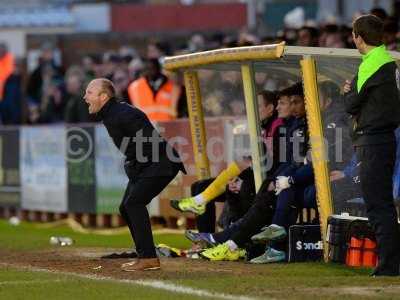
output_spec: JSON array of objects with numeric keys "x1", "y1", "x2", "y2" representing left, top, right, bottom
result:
[
  {"x1": 164, "y1": 44, "x2": 400, "y2": 261},
  {"x1": 181, "y1": 55, "x2": 303, "y2": 181},
  {"x1": 313, "y1": 56, "x2": 364, "y2": 216}
]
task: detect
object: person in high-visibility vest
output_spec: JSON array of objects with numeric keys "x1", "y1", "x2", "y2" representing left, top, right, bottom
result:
[
  {"x1": 128, "y1": 59, "x2": 180, "y2": 122},
  {"x1": 0, "y1": 42, "x2": 14, "y2": 101},
  {"x1": 344, "y1": 14, "x2": 400, "y2": 276}
]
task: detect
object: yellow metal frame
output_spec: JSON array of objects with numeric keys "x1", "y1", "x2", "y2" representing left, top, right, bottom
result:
[
  {"x1": 166, "y1": 43, "x2": 286, "y2": 185},
  {"x1": 183, "y1": 71, "x2": 211, "y2": 180},
  {"x1": 241, "y1": 63, "x2": 265, "y2": 190},
  {"x1": 164, "y1": 43, "x2": 285, "y2": 71},
  {"x1": 165, "y1": 44, "x2": 345, "y2": 262},
  {"x1": 300, "y1": 56, "x2": 334, "y2": 262}
]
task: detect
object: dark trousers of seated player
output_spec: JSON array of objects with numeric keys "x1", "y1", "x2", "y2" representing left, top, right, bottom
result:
[
  {"x1": 209, "y1": 179, "x2": 285, "y2": 245},
  {"x1": 193, "y1": 168, "x2": 256, "y2": 233},
  {"x1": 272, "y1": 184, "x2": 316, "y2": 227},
  {"x1": 119, "y1": 173, "x2": 178, "y2": 258},
  {"x1": 268, "y1": 184, "x2": 317, "y2": 252},
  {"x1": 225, "y1": 179, "x2": 276, "y2": 247},
  {"x1": 212, "y1": 182, "x2": 317, "y2": 248},
  {"x1": 212, "y1": 218, "x2": 244, "y2": 243},
  {"x1": 356, "y1": 143, "x2": 400, "y2": 275}
]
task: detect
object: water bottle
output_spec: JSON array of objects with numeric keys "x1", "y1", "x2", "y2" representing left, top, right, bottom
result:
[{"x1": 49, "y1": 236, "x2": 73, "y2": 246}]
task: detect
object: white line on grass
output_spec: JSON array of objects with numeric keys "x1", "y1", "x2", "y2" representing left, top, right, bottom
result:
[
  {"x1": 0, "y1": 263, "x2": 263, "y2": 300},
  {"x1": 0, "y1": 279, "x2": 65, "y2": 285},
  {"x1": 130, "y1": 279, "x2": 258, "y2": 300}
]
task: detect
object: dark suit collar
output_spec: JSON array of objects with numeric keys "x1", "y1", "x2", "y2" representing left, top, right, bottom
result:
[{"x1": 97, "y1": 97, "x2": 117, "y2": 120}]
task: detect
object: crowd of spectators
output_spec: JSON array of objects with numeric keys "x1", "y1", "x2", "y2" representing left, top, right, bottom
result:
[{"x1": 0, "y1": 6, "x2": 399, "y2": 125}]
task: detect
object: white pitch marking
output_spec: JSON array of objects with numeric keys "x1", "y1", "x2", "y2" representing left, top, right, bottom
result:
[
  {"x1": 0, "y1": 279, "x2": 64, "y2": 285},
  {"x1": 131, "y1": 279, "x2": 257, "y2": 300},
  {"x1": 0, "y1": 263, "x2": 263, "y2": 300}
]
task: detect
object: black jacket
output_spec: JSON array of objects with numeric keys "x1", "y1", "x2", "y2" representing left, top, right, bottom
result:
[
  {"x1": 344, "y1": 61, "x2": 400, "y2": 146},
  {"x1": 97, "y1": 98, "x2": 186, "y2": 178},
  {"x1": 270, "y1": 116, "x2": 310, "y2": 180}
]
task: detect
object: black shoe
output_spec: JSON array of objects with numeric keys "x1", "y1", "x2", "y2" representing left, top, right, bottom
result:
[{"x1": 101, "y1": 250, "x2": 138, "y2": 259}]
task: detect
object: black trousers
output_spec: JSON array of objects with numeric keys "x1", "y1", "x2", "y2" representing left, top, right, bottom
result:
[
  {"x1": 356, "y1": 142, "x2": 400, "y2": 275},
  {"x1": 119, "y1": 173, "x2": 177, "y2": 258},
  {"x1": 191, "y1": 178, "x2": 225, "y2": 233},
  {"x1": 227, "y1": 179, "x2": 275, "y2": 247}
]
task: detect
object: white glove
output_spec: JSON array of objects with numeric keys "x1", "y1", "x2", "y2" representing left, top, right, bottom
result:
[{"x1": 275, "y1": 176, "x2": 293, "y2": 195}]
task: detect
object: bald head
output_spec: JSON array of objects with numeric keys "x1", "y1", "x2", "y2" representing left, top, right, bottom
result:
[
  {"x1": 91, "y1": 78, "x2": 116, "y2": 98},
  {"x1": 84, "y1": 78, "x2": 117, "y2": 114}
]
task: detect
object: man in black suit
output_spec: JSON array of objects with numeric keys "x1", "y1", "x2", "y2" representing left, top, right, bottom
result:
[{"x1": 84, "y1": 78, "x2": 185, "y2": 271}]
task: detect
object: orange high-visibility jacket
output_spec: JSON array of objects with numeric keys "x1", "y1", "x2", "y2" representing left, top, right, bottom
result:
[
  {"x1": 0, "y1": 52, "x2": 14, "y2": 101},
  {"x1": 128, "y1": 77, "x2": 180, "y2": 122}
]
